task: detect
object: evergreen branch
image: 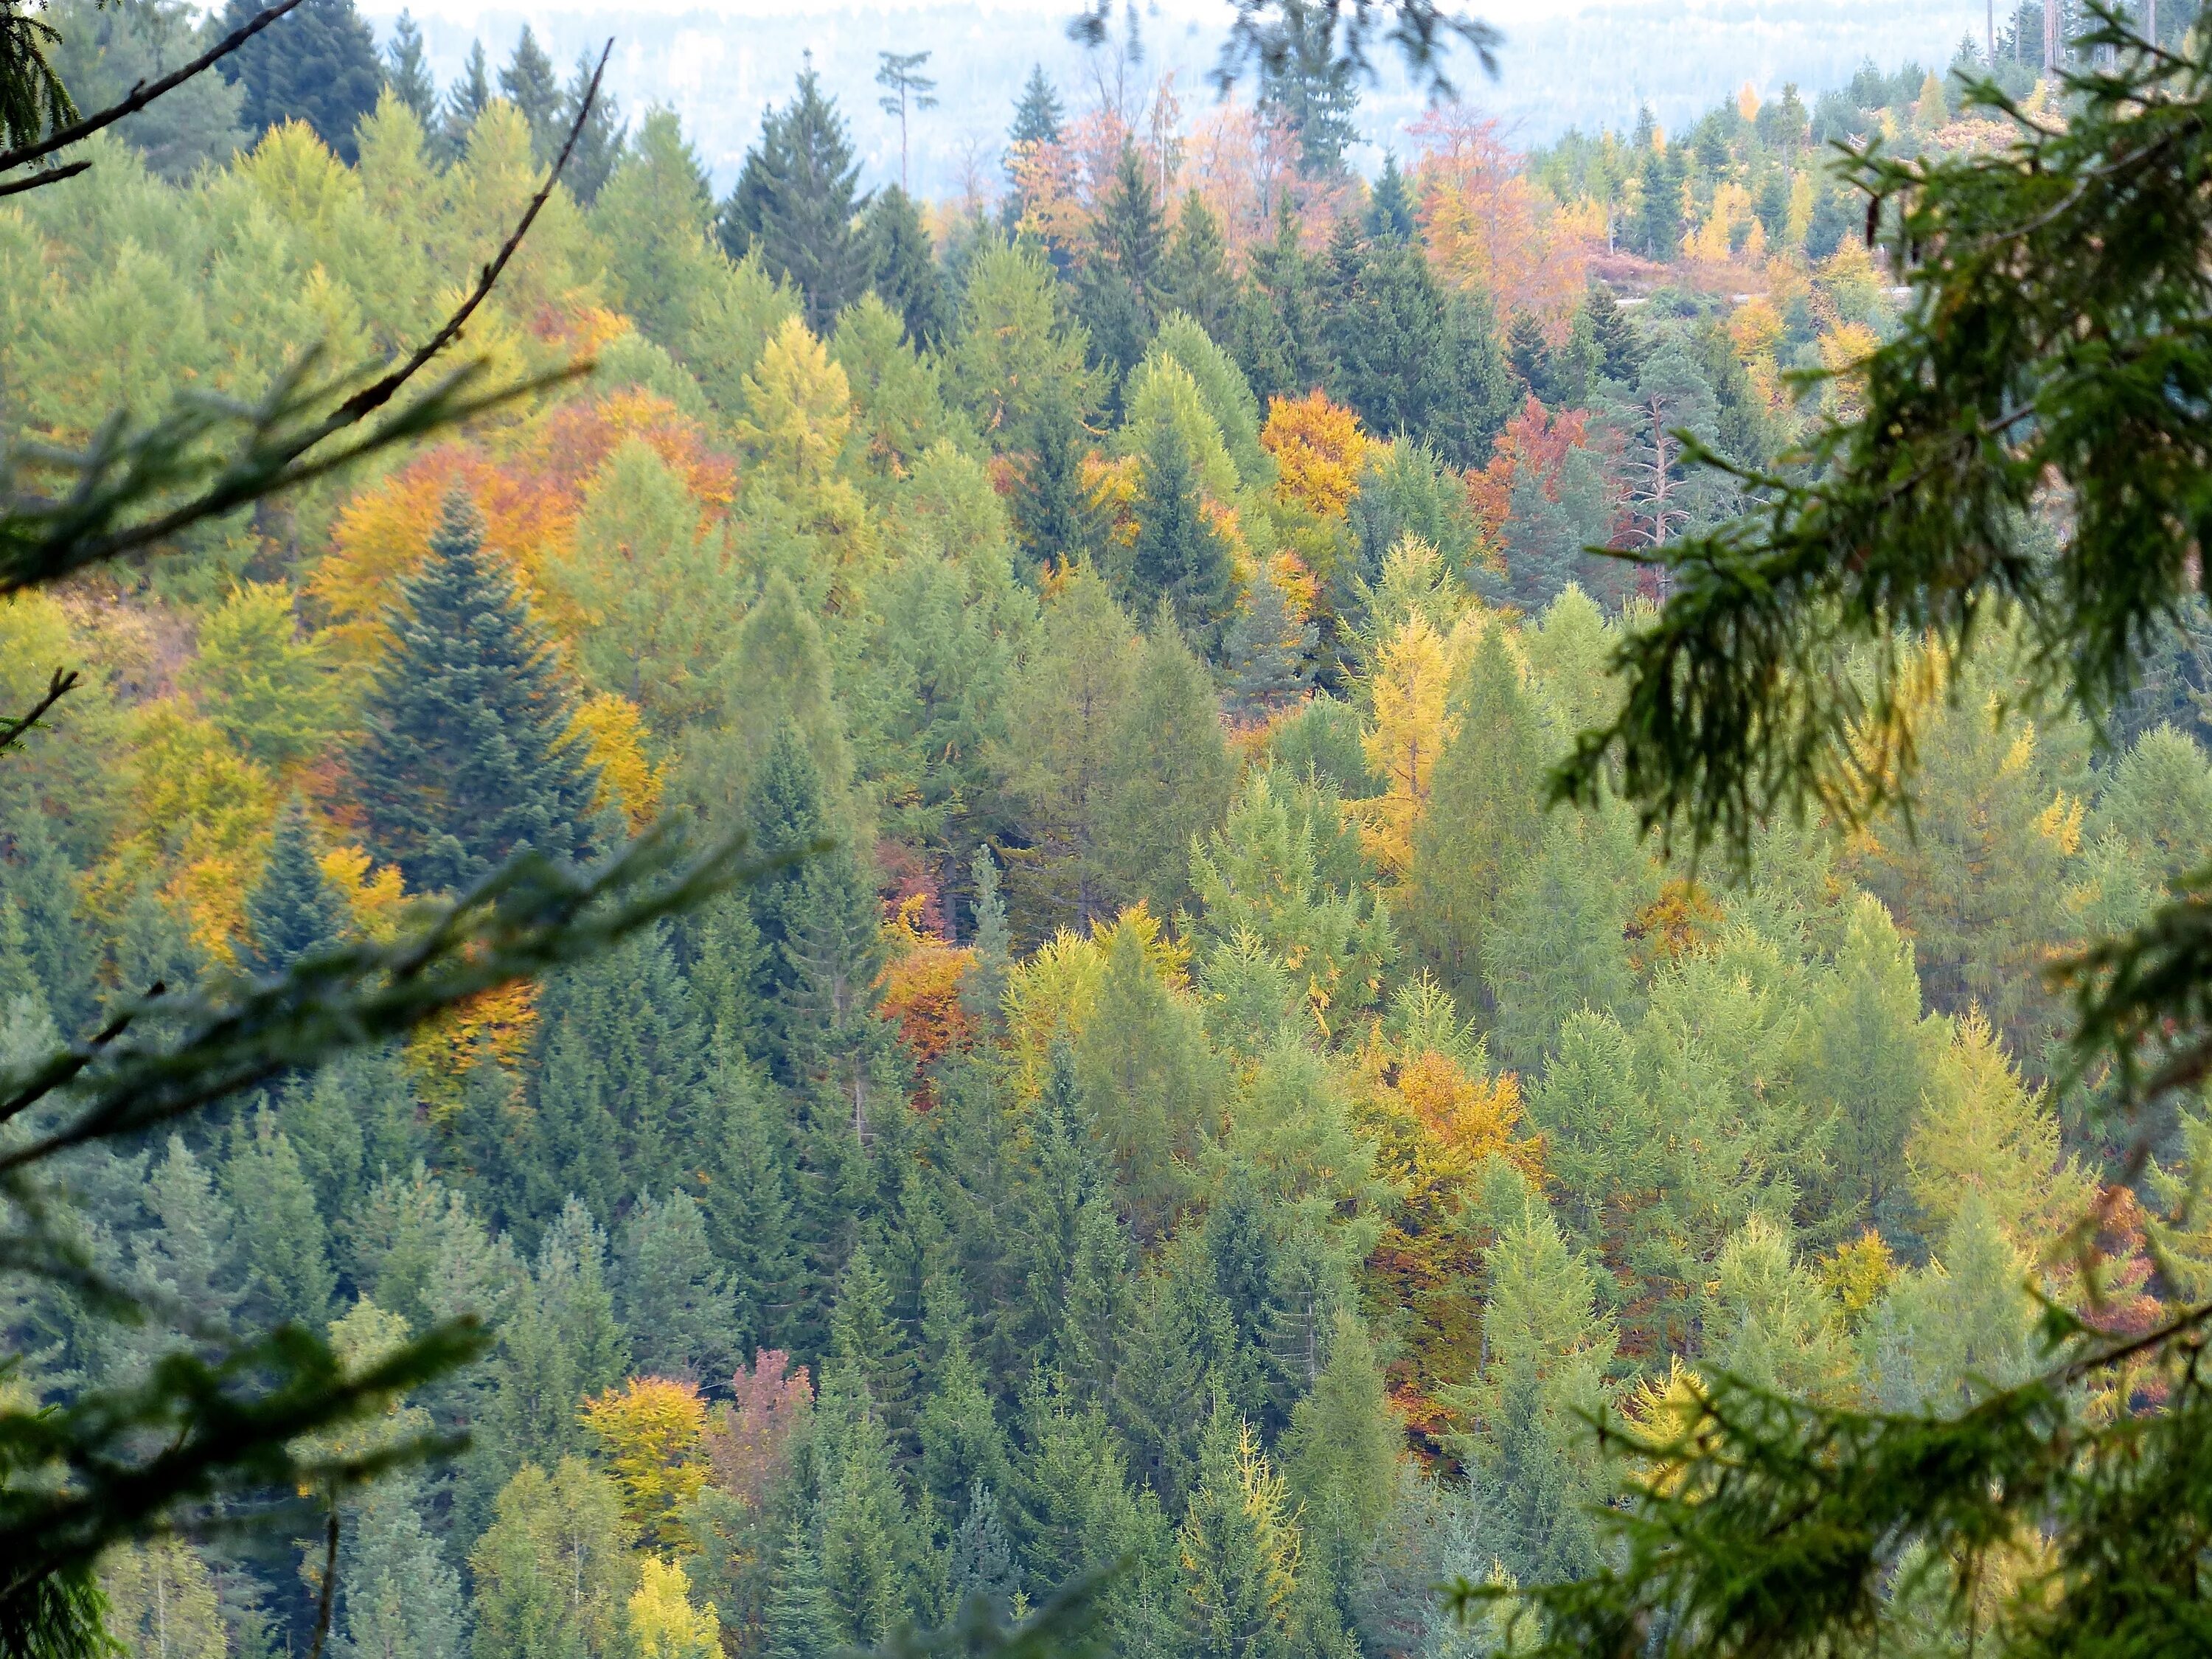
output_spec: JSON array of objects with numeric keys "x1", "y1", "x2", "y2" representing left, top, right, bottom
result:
[
  {"x1": 0, "y1": 667, "x2": 74, "y2": 752},
  {"x1": 0, "y1": 1319, "x2": 484, "y2": 1601},
  {"x1": 0, "y1": 0, "x2": 310, "y2": 174},
  {"x1": 0, "y1": 827, "x2": 782, "y2": 1172},
  {"x1": 0, "y1": 159, "x2": 86, "y2": 198}
]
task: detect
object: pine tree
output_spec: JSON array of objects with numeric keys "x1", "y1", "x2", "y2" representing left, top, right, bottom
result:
[
  {"x1": 864, "y1": 185, "x2": 950, "y2": 347},
  {"x1": 439, "y1": 41, "x2": 490, "y2": 160},
  {"x1": 1127, "y1": 421, "x2": 1235, "y2": 652},
  {"x1": 354, "y1": 490, "x2": 601, "y2": 895},
  {"x1": 719, "y1": 63, "x2": 867, "y2": 333},
  {"x1": 244, "y1": 796, "x2": 348, "y2": 978},
  {"x1": 1225, "y1": 574, "x2": 1316, "y2": 723},
  {"x1": 497, "y1": 26, "x2": 562, "y2": 161},
  {"x1": 382, "y1": 13, "x2": 437, "y2": 127},
  {"x1": 1012, "y1": 382, "x2": 1099, "y2": 572},
  {"x1": 218, "y1": 0, "x2": 383, "y2": 161}
]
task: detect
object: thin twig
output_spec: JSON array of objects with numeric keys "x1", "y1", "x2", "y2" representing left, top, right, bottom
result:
[
  {"x1": 0, "y1": 159, "x2": 88, "y2": 199},
  {"x1": 0, "y1": 667, "x2": 76, "y2": 751},
  {"x1": 0, "y1": 0, "x2": 312, "y2": 174},
  {"x1": 335, "y1": 38, "x2": 612, "y2": 425}
]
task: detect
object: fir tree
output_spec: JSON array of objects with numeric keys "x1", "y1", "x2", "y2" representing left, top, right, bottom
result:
[
  {"x1": 497, "y1": 26, "x2": 562, "y2": 162},
  {"x1": 1077, "y1": 142, "x2": 1169, "y2": 386},
  {"x1": 1177, "y1": 1394, "x2": 1300, "y2": 1659},
  {"x1": 1631, "y1": 139, "x2": 1688, "y2": 260},
  {"x1": 354, "y1": 491, "x2": 600, "y2": 896},
  {"x1": 719, "y1": 63, "x2": 866, "y2": 333},
  {"x1": 439, "y1": 41, "x2": 490, "y2": 159},
  {"x1": 1164, "y1": 192, "x2": 1238, "y2": 337},
  {"x1": 700, "y1": 1053, "x2": 806, "y2": 1355},
  {"x1": 341, "y1": 1467, "x2": 465, "y2": 1659},
  {"x1": 1224, "y1": 574, "x2": 1317, "y2": 723},
  {"x1": 381, "y1": 13, "x2": 437, "y2": 128},
  {"x1": 1580, "y1": 279, "x2": 1643, "y2": 383},
  {"x1": 1368, "y1": 153, "x2": 1416, "y2": 240},
  {"x1": 828, "y1": 1246, "x2": 917, "y2": 1443},
  {"x1": 865, "y1": 185, "x2": 950, "y2": 347},
  {"x1": 1234, "y1": 193, "x2": 1333, "y2": 406},
  {"x1": 1002, "y1": 64, "x2": 1064, "y2": 218},
  {"x1": 958, "y1": 848, "x2": 1012, "y2": 1026},
  {"x1": 0, "y1": 810, "x2": 96, "y2": 1038},
  {"x1": 762, "y1": 1517, "x2": 839, "y2": 1659},
  {"x1": 1507, "y1": 310, "x2": 1556, "y2": 403},
  {"x1": 1256, "y1": 0, "x2": 1360, "y2": 177},
  {"x1": 945, "y1": 1481, "x2": 1021, "y2": 1617},
  {"x1": 559, "y1": 49, "x2": 627, "y2": 204},
  {"x1": 616, "y1": 1190, "x2": 738, "y2": 1384},
  {"x1": 223, "y1": 1107, "x2": 335, "y2": 1330},
  {"x1": 243, "y1": 796, "x2": 348, "y2": 978},
  {"x1": 1011, "y1": 382, "x2": 1099, "y2": 573},
  {"x1": 218, "y1": 0, "x2": 382, "y2": 161},
  {"x1": 1127, "y1": 421, "x2": 1234, "y2": 653},
  {"x1": 523, "y1": 1015, "x2": 625, "y2": 1228}
]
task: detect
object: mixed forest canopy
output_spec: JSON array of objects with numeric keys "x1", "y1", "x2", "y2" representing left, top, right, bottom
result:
[{"x1": 9, "y1": 0, "x2": 2212, "y2": 1657}]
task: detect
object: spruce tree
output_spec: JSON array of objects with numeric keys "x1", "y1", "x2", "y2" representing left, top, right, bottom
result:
[
  {"x1": 762, "y1": 1517, "x2": 839, "y2": 1659},
  {"x1": 703, "y1": 1054, "x2": 807, "y2": 1355},
  {"x1": 1011, "y1": 383, "x2": 1100, "y2": 573},
  {"x1": 616, "y1": 1190, "x2": 739, "y2": 1384},
  {"x1": 382, "y1": 13, "x2": 437, "y2": 128},
  {"x1": 1234, "y1": 193, "x2": 1333, "y2": 406},
  {"x1": 1368, "y1": 153, "x2": 1417, "y2": 240},
  {"x1": 439, "y1": 41, "x2": 490, "y2": 159},
  {"x1": 1077, "y1": 142, "x2": 1169, "y2": 386},
  {"x1": 1127, "y1": 422, "x2": 1235, "y2": 655},
  {"x1": 497, "y1": 25, "x2": 562, "y2": 162},
  {"x1": 945, "y1": 1481, "x2": 1021, "y2": 1617},
  {"x1": 243, "y1": 796, "x2": 348, "y2": 978},
  {"x1": 1256, "y1": 0, "x2": 1360, "y2": 177},
  {"x1": 223, "y1": 1107, "x2": 335, "y2": 1330},
  {"x1": 1001, "y1": 64, "x2": 1064, "y2": 220},
  {"x1": 1164, "y1": 192, "x2": 1238, "y2": 338},
  {"x1": 1580, "y1": 279, "x2": 1643, "y2": 383},
  {"x1": 0, "y1": 810, "x2": 96, "y2": 1038},
  {"x1": 354, "y1": 491, "x2": 601, "y2": 896},
  {"x1": 559, "y1": 49, "x2": 627, "y2": 204},
  {"x1": 719, "y1": 63, "x2": 866, "y2": 333},
  {"x1": 865, "y1": 185, "x2": 950, "y2": 347},
  {"x1": 1224, "y1": 574, "x2": 1316, "y2": 723},
  {"x1": 218, "y1": 0, "x2": 383, "y2": 161}
]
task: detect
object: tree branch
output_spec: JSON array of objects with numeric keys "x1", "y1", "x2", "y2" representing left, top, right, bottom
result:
[
  {"x1": 0, "y1": 0, "x2": 313, "y2": 175},
  {"x1": 0, "y1": 159, "x2": 88, "y2": 199},
  {"x1": 0, "y1": 666, "x2": 76, "y2": 752}
]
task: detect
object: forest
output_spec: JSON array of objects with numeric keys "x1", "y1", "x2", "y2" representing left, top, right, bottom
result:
[{"x1": 7, "y1": 3, "x2": 2209, "y2": 1658}]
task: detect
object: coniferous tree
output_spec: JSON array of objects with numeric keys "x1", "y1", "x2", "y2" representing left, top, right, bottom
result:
[
  {"x1": 720, "y1": 63, "x2": 867, "y2": 333},
  {"x1": 0, "y1": 810, "x2": 95, "y2": 1038},
  {"x1": 1178, "y1": 1394, "x2": 1301, "y2": 1659},
  {"x1": 945, "y1": 1481, "x2": 1021, "y2": 1617},
  {"x1": 1580, "y1": 279, "x2": 1644, "y2": 383},
  {"x1": 762, "y1": 1517, "x2": 839, "y2": 1659},
  {"x1": 559, "y1": 49, "x2": 627, "y2": 204},
  {"x1": 382, "y1": 12, "x2": 437, "y2": 127},
  {"x1": 865, "y1": 185, "x2": 950, "y2": 347},
  {"x1": 1236, "y1": 192, "x2": 1333, "y2": 405},
  {"x1": 1368, "y1": 153, "x2": 1417, "y2": 240},
  {"x1": 1256, "y1": 0, "x2": 1360, "y2": 176},
  {"x1": 243, "y1": 796, "x2": 348, "y2": 978},
  {"x1": 1002, "y1": 65, "x2": 1065, "y2": 221},
  {"x1": 616, "y1": 1191, "x2": 739, "y2": 1384},
  {"x1": 223, "y1": 1107, "x2": 335, "y2": 1330},
  {"x1": 439, "y1": 41, "x2": 490, "y2": 159},
  {"x1": 1225, "y1": 575, "x2": 1317, "y2": 723},
  {"x1": 1011, "y1": 383, "x2": 1100, "y2": 572},
  {"x1": 218, "y1": 0, "x2": 382, "y2": 160},
  {"x1": 1164, "y1": 192, "x2": 1238, "y2": 338},
  {"x1": 1127, "y1": 422, "x2": 1235, "y2": 653},
  {"x1": 497, "y1": 26, "x2": 562, "y2": 161},
  {"x1": 1077, "y1": 143, "x2": 1169, "y2": 387},
  {"x1": 341, "y1": 1468, "x2": 466, "y2": 1659},
  {"x1": 354, "y1": 491, "x2": 601, "y2": 896},
  {"x1": 700, "y1": 1054, "x2": 807, "y2": 1355}
]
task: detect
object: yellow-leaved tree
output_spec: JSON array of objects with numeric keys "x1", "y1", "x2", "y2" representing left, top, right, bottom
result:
[{"x1": 580, "y1": 1377, "x2": 709, "y2": 1552}]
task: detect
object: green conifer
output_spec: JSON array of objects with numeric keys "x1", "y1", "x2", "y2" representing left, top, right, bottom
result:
[
  {"x1": 616, "y1": 1190, "x2": 738, "y2": 1384},
  {"x1": 496, "y1": 26, "x2": 562, "y2": 162},
  {"x1": 1224, "y1": 574, "x2": 1316, "y2": 723},
  {"x1": 244, "y1": 796, "x2": 349, "y2": 978},
  {"x1": 865, "y1": 185, "x2": 950, "y2": 347},
  {"x1": 1127, "y1": 424, "x2": 1235, "y2": 652},
  {"x1": 1368, "y1": 153, "x2": 1416, "y2": 239},
  {"x1": 224, "y1": 1107, "x2": 335, "y2": 1329},
  {"x1": 218, "y1": 0, "x2": 382, "y2": 161},
  {"x1": 719, "y1": 63, "x2": 866, "y2": 333},
  {"x1": 1012, "y1": 383, "x2": 1100, "y2": 573},
  {"x1": 438, "y1": 41, "x2": 490, "y2": 160},
  {"x1": 354, "y1": 490, "x2": 600, "y2": 896},
  {"x1": 557, "y1": 49, "x2": 627, "y2": 204},
  {"x1": 381, "y1": 13, "x2": 437, "y2": 127},
  {"x1": 762, "y1": 1516, "x2": 840, "y2": 1659}
]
